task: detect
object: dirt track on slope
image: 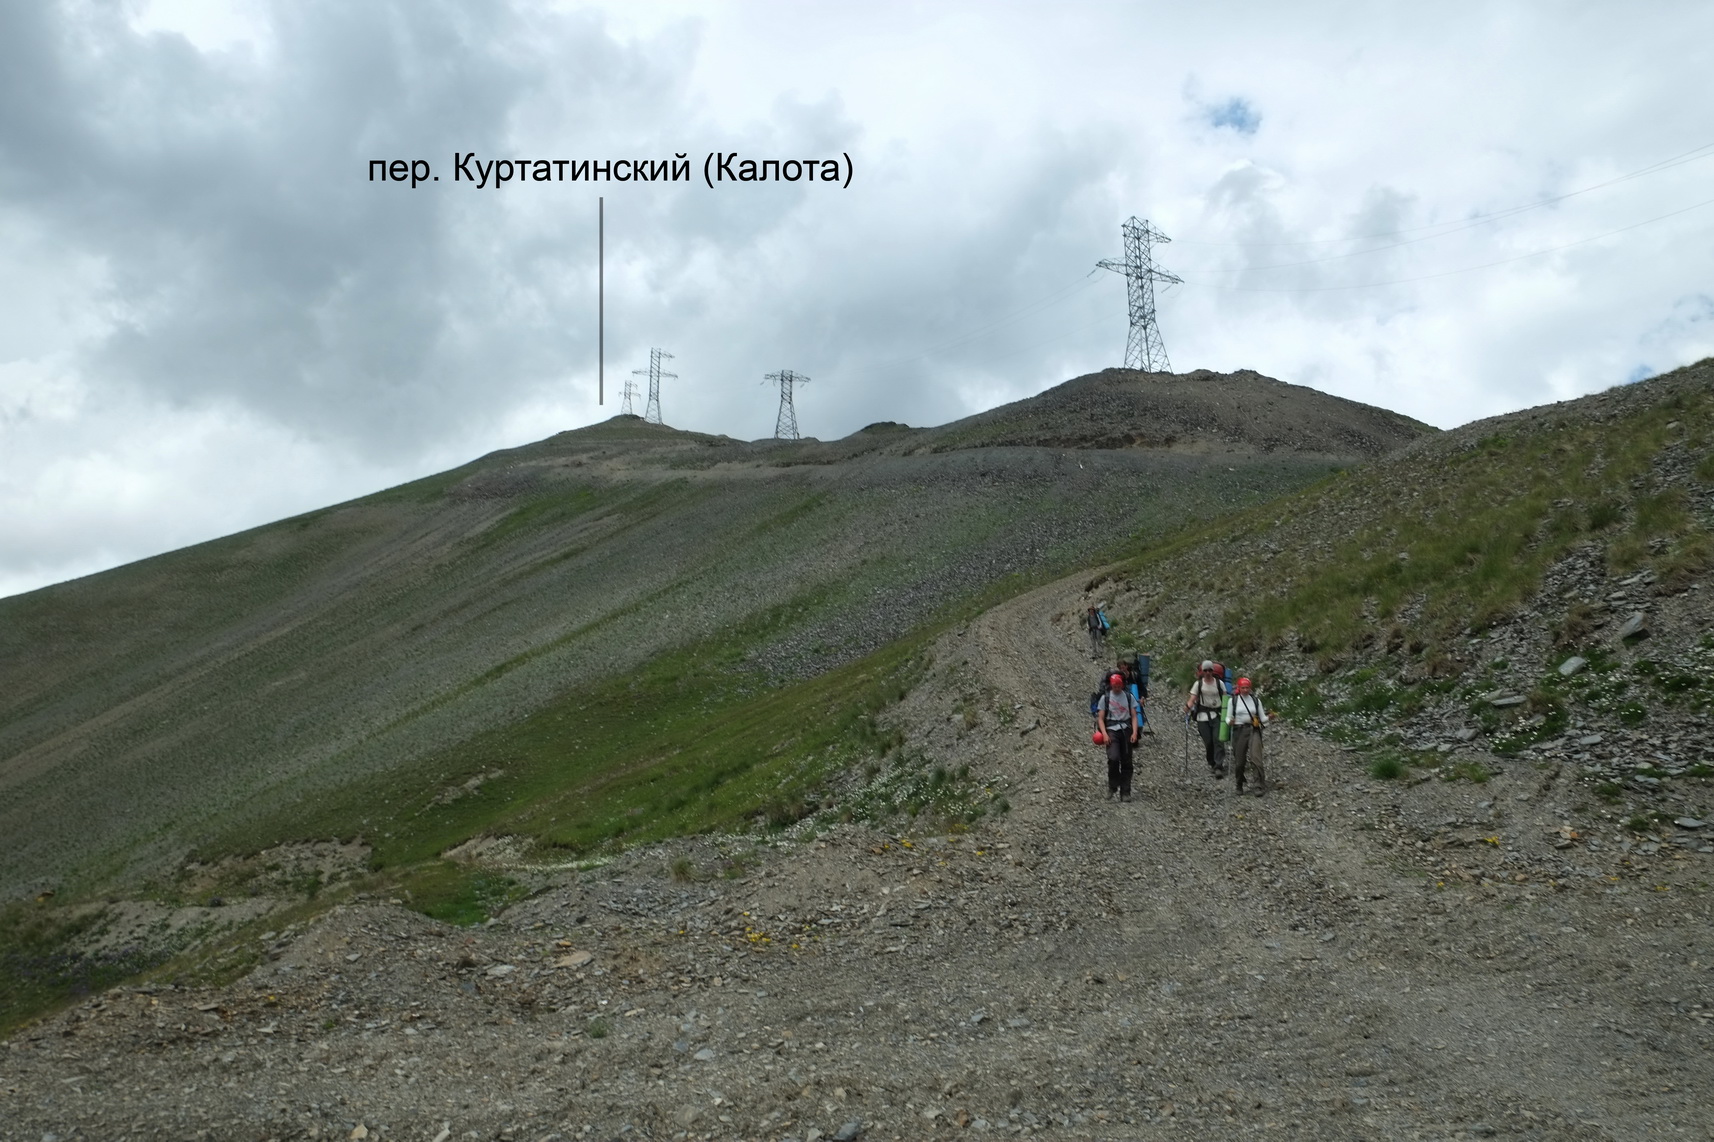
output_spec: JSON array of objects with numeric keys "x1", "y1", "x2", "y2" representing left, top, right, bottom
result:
[{"x1": 5, "y1": 574, "x2": 1711, "y2": 1141}]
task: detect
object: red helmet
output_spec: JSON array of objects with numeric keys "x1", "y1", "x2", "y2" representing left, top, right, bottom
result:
[
  {"x1": 1109, "y1": 672, "x2": 1124, "y2": 686},
  {"x1": 1235, "y1": 677, "x2": 1253, "y2": 693}
]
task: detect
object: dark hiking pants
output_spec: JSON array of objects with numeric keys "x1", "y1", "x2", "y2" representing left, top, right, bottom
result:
[
  {"x1": 1105, "y1": 725, "x2": 1134, "y2": 795},
  {"x1": 1197, "y1": 716, "x2": 1225, "y2": 770}
]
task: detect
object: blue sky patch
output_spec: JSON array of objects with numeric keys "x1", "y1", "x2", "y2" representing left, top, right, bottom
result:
[{"x1": 1207, "y1": 97, "x2": 1261, "y2": 135}]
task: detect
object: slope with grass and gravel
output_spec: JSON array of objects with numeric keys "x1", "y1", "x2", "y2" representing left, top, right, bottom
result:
[
  {"x1": 0, "y1": 367, "x2": 1432, "y2": 1032},
  {"x1": 4, "y1": 555, "x2": 1710, "y2": 1140},
  {"x1": 1093, "y1": 357, "x2": 1714, "y2": 832}
]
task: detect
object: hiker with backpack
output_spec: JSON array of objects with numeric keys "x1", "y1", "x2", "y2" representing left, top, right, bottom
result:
[
  {"x1": 1085, "y1": 606, "x2": 1109, "y2": 659},
  {"x1": 1183, "y1": 660, "x2": 1229, "y2": 778},
  {"x1": 1092, "y1": 671, "x2": 1141, "y2": 802},
  {"x1": 1228, "y1": 676, "x2": 1269, "y2": 796},
  {"x1": 1122, "y1": 654, "x2": 1151, "y2": 734}
]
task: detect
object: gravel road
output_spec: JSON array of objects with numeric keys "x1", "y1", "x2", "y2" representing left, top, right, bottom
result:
[{"x1": 6, "y1": 572, "x2": 1710, "y2": 1141}]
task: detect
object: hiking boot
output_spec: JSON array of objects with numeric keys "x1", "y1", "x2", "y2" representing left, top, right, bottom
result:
[
  {"x1": 1107, "y1": 788, "x2": 1117, "y2": 800},
  {"x1": 1120, "y1": 792, "x2": 1131, "y2": 802}
]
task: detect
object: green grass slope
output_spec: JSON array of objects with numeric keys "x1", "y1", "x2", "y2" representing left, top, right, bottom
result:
[
  {"x1": 0, "y1": 369, "x2": 1426, "y2": 904},
  {"x1": 1096, "y1": 358, "x2": 1714, "y2": 761}
]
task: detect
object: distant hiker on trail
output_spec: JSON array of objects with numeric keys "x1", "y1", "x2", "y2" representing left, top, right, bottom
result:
[
  {"x1": 1121, "y1": 655, "x2": 1151, "y2": 733},
  {"x1": 1229, "y1": 676, "x2": 1269, "y2": 796},
  {"x1": 1093, "y1": 671, "x2": 1140, "y2": 802},
  {"x1": 1086, "y1": 606, "x2": 1109, "y2": 659},
  {"x1": 1184, "y1": 660, "x2": 1228, "y2": 778}
]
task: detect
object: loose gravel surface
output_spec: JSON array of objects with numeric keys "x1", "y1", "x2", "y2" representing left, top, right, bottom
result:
[{"x1": 6, "y1": 573, "x2": 1711, "y2": 1141}]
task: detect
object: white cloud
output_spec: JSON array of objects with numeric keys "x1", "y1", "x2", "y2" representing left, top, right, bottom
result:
[{"x1": 3, "y1": 0, "x2": 1713, "y2": 595}]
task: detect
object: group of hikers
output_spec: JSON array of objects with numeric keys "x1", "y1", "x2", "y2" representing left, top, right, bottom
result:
[{"x1": 1088, "y1": 648, "x2": 1269, "y2": 801}]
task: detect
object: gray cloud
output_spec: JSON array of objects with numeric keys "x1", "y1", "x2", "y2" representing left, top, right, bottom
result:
[{"x1": 3, "y1": 1, "x2": 1713, "y2": 596}]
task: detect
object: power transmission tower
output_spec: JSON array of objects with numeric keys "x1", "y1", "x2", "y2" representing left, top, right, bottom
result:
[
  {"x1": 1097, "y1": 217, "x2": 1183, "y2": 372},
  {"x1": 619, "y1": 375, "x2": 641, "y2": 417},
  {"x1": 632, "y1": 348, "x2": 675, "y2": 425},
  {"x1": 765, "y1": 370, "x2": 809, "y2": 440}
]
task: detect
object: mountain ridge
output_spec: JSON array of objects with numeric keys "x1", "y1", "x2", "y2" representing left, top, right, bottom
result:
[{"x1": 0, "y1": 367, "x2": 1424, "y2": 902}]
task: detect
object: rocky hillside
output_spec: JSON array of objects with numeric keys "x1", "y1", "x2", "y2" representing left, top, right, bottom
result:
[
  {"x1": 0, "y1": 368, "x2": 1427, "y2": 908},
  {"x1": 913, "y1": 367, "x2": 1433, "y2": 456},
  {"x1": 4, "y1": 561, "x2": 1708, "y2": 1139},
  {"x1": 1092, "y1": 358, "x2": 1714, "y2": 836}
]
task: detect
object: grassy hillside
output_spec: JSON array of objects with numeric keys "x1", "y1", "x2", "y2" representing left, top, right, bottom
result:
[
  {"x1": 0, "y1": 369, "x2": 1421, "y2": 905},
  {"x1": 1096, "y1": 358, "x2": 1714, "y2": 779}
]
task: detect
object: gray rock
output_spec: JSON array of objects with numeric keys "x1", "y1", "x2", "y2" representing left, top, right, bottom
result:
[
  {"x1": 1489, "y1": 695, "x2": 1527, "y2": 708},
  {"x1": 1454, "y1": 727, "x2": 1479, "y2": 742},
  {"x1": 1615, "y1": 611, "x2": 1648, "y2": 640},
  {"x1": 693, "y1": 1047, "x2": 716, "y2": 1061},
  {"x1": 833, "y1": 1121, "x2": 865, "y2": 1141},
  {"x1": 1558, "y1": 655, "x2": 1588, "y2": 676},
  {"x1": 1578, "y1": 734, "x2": 1604, "y2": 746},
  {"x1": 1676, "y1": 818, "x2": 1706, "y2": 829}
]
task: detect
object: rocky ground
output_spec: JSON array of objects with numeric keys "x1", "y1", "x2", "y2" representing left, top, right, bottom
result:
[{"x1": 5, "y1": 569, "x2": 1712, "y2": 1142}]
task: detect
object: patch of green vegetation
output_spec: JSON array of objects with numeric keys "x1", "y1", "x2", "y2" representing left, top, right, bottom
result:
[
  {"x1": 1267, "y1": 678, "x2": 1326, "y2": 720},
  {"x1": 1151, "y1": 389, "x2": 1714, "y2": 667},
  {"x1": 195, "y1": 569, "x2": 1058, "y2": 910},
  {"x1": 1595, "y1": 782, "x2": 1624, "y2": 802},
  {"x1": 394, "y1": 863, "x2": 526, "y2": 927},
  {"x1": 845, "y1": 748, "x2": 991, "y2": 828},
  {"x1": 587, "y1": 1018, "x2": 610, "y2": 1039},
  {"x1": 1368, "y1": 754, "x2": 1408, "y2": 781},
  {"x1": 201, "y1": 618, "x2": 929, "y2": 880},
  {"x1": 461, "y1": 485, "x2": 609, "y2": 552},
  {"x1": 0, "y1": 902, "x2": 173, "y2": 1038},
  {"x1": 1444, "y1": 760, "x2": 1492, "y2": 784}
]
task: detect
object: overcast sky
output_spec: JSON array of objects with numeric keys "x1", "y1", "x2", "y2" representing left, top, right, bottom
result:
[{"x1": 3, "y1": 1, "x2": 1712, "y2": 598}]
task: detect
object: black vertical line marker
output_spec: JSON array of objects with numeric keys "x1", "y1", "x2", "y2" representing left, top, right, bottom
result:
[{"x1": 598, "y1": 196, "x2": 605, "y2": 405}]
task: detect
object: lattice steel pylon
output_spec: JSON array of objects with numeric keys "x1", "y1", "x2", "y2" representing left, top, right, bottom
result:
[
  {"x1": 1096, "y1": 217, "x2": 1183, "y2": 372},
  {"x1": 619, "y1": 375, "x2": 641, "y2": 417},
  {"x1": 632, "y1": 347, "x2": 675, "y2": 425},
  {"x1": 765, "y1": 370, "x2": 809, "y2": 440}
]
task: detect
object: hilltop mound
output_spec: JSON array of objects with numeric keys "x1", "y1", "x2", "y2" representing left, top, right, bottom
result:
[
  {"x1": 502, "y1": 368, "x2": 1437, "y2": 471},
  {"x1": 916, "y1": 367, "x2": 1435, "y2": 456}
]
